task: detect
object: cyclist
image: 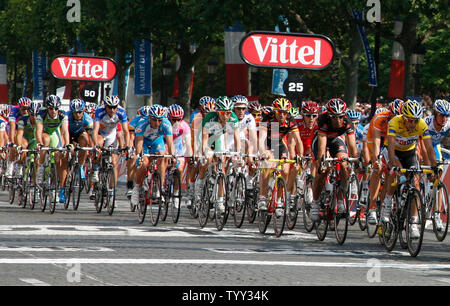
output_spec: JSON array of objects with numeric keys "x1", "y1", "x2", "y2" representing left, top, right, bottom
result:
[
  {"x1": 365, "y1": 99, "x2": 403, "y2": 224},
  {"x1": 380, "y1": 99, "x2": 437, "y2": 238},
  {"x1": 295, "y1": 101, "x2": 319, "y2": 156},
  {"x1": 6, "y1": 97, "x2": 31, "y2": 178},
  {"x1": 248, "y1": 100, "x2": 262, "y2": 127},
  {"x1": 168, "y1": 104, "x2": 192, "y2": 175},
  {"x1": 15, "y1": 101, "x2": 41, "y2": 177},
  {"x1": 91, "y1": 96, "x2": 130, "y2": 199},
  {"x1": 424, "y1": 99, "x2": 450, "y2": 231},
  {"x1": 258, "y1": 97, "x2": 303, "y2": 213},
  {"x1": 310, "y1": 98, "x2": 359, "y2": 222},
  {"x1": 35, "y1": 95, "x2": 72, "y2": 204},
  {"x1": 229, "y1": 95, "x2": 257, "y2": 187},
  {"x1": 194, "y1": 96, "x2": 241, "y2": 214},
  {"x1": 126, "y1": 105, "x2": 150, "y2": 198},
  {"x1": 67, "y1": 99, "x2": 93, "y2": 179},
  {"x1": 130, "y1": 104, "x2": 175, "y2": 207},
  {"x1": 0, "y1": 105, "x2": 10, "y2": 159}
]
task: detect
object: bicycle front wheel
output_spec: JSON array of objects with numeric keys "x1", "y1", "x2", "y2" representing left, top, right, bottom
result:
[
  {"x1": 169, "y1": 169, "x2": 182, "y2": 224},
  {"x1": 105, "y1": 169, "x2": 116, "y2": 216},
  {"x1": 232, "y1": 173, "x2": 247, "y2": 228},
  {"x1": 406, "y1": 188, "x2": 425, "y2": 257},
  {"x1": 215, "y1": 173, "x2": 228, "y2": 231},
  {"x1": 302, "y1": 176, "x2": 315, "y2": 232},
  {"x1": 381, "y1": 195, "x2": 399, "y2": 252},
  {"x1": 48, "y1": 164, "x2": 58, "y2": 214},
  {"x1": 148, "y1": 171, "x2": 162, "y2": 226},
  {"x1": 433, "y1": 182, "x2": 449, "y2": 242},
  {"x1": 137, "y1": 187, "x2": 147, "y2": 224},
  {"x1": 334, "y1": 186, "x2": 349, "y2": 245},
  {"x1": 273, "y1": 177, "x2": 287, "y2": 237}
]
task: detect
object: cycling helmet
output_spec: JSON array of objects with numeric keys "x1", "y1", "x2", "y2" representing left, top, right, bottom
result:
[
  {"x1": 168, "y1": 104, "x2": 184, "y2": 119},
  {"x1": 29, "y1": 101, "x2": 42, "y2": 116},
  {"x1": 272, "y1": 97, "x2": 292, "y2": 111},
  {"x1": 232, "y1": 95, "x2": 248, "y2": 107},
  {"x1": 433, "y1": 99, "x2": 450, "y2": 116},
  {"x1": 0, "y1": 104, "x2": 10, "y2": 118},
  {"x1": 70, "y1": 99, "x2": 86, "y2": 112},
  {"x1": 45, "y1": 95, "x2": 61, "y2": 108},
  {"x1": 389, "y1": 99, "x2": 404, "y2": 116},
  {"x1": 104, "y1": 95, "x2": 120, "y2": 107},
  {"x1": 301, "y1": 101, "x2": 320, "y2": 114},
  {"x1": 85, "y1": 102, "x2": 97, "y2": 113},
  {"x1": 346, "y1": 109, "x2": 361, "y2": 121},
  {"x1": 401, "y1": 99, "x2": 423, "y2": 119},
  {"x1": 18, "y1": 97, "x2": 32, "y2": 109},
  {"x1": 199, "y1": 96, "x2": 215, "y2": 106},
  {"x1": 375, "y1": 107, "x2": 388, "y2": 115},
  {"x1": 327, "y1": 98, "x2": 347, "y2": 116},
  {"x1": 289, "y1": 107, "x2": 300, "y2": 117},
  {"x1": 138, "y1": 105, "x2": 151, "y2": 117},
  {"x1": 148, "y1": 104, "x2": 167, "y2": 119},
  {"x1": 248, "y1": 101, "x2": 262, "y2": 114},
  {"x1": 216, "y1": 96, "x2": 234, "y2": 111}
]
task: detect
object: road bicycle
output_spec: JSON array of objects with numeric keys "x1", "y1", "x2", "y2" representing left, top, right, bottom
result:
[
  {"x1": 92, "y1": 146, "x2": 126, "y2": 216},
  {"x1": 162, "y1": 157, "x2": 183, "y2": 224},
  {"x1": 315, "y1": 156, "x2": 359, "y2": 245},
  {"x1": 64, "y1": 146, "x2": 93, "y2": 211},
  {"x1": 19, "y1": 148, "x2": 40, "y2": 210},
  {"x1": 422, "y1": 161, "x2": 449, "y2": 242},
  {"x1": 225, "y1": 152, "x2": 249, "y2": 228},
  {"x1": 381, "y1": 166, "x2": 435, "y2": 257},
  {"x1": 39, "y1": 147, "x2": 68, "y2": 214},
  {"x1": 258, "y1": 157, "x2": 297, "y2": 237}
]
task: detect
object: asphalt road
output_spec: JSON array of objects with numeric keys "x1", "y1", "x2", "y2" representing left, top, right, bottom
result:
[{"x1": 0, "y1": 183, "x2": 448, "y2": 288}]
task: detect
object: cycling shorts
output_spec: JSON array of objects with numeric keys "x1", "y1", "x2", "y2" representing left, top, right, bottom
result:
[
  {"x1": 143, "y1": 136, "x2": 166, "y2": 155},
  {"x1": 312, "y1": 136, "x2": 347, "y2": 160},
  {"x1": 381, "y1": 147, "x2": 418, "y2": 169}
]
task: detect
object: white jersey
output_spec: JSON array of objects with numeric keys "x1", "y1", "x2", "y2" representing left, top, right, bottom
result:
[
  {"x1": 226, "y1": 112, "x2": 256, "y2": 151},
  {"x1": 424, "y1": 116, "x2": 450, "y2": 147}
]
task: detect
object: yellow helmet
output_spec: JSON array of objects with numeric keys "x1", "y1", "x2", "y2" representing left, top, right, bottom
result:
[
  {"x1": 272, "y1": 97, "x2": 292, "y2": 111},
  {"x1": 401, "y1": 99, "x2": 423, "y2": 119}
]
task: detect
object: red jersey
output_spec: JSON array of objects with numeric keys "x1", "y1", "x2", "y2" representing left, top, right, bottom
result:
[{"x1": 295, "y1": 116, "x2": 318, "y2": 153}]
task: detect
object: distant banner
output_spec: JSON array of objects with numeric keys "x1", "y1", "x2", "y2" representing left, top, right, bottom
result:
[
  {"x1": 32, "y1": 50, "x2": 47, "y2": 100},
  {"x1": 272, "y1": 69, "x2": 288, "y2": 96},
  {"x1": 352, "y1": 9, "x2": 377, "y2": 87},
  {"x1": 134, "y1": 40, "x2": 152, "y2": 95}
]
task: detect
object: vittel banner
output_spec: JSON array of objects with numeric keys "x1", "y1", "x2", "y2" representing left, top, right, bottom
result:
[
  {"x1": 240, "y1": 31, "x2": 335, "y2": 70},
  {"x1": 50, "y1": 55, "x2": 117, "y2": 82}
]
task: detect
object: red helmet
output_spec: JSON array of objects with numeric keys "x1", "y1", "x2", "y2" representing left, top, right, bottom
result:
[
  {"x1": 327, "y1": 98, "x2": 347, "y2": 116},
  {"x1": 301, "y1": 101, "x2": 320, "y2": 114}
]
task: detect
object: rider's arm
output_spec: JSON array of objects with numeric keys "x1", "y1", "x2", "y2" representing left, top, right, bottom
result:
[
  {"x1": 233, "y1": 128, "x2": 241, "y2": 153},
  {"x1": 422, "y1": 137, "x2": 437, "y2": 167},
  {"x1": 35, "y1": 121, "x2": 44, "y2": 145},
  {"x1": 386, "y1": 135, "x2": 396, "y2": 168},
  {"x1": 61, "y1": 122, "x2": 70, "y2": 147},
  {"x1": 201, "y1": 127, "x2": 209, "y2": 156},
  {"x1": 15, "y1": 128, "x2": 24, "y2": 147},
  {"x1": 372, "y1": 128, "x2": 381, "y2": 163},
  {"x1": 166, "y1": 135, "x2": 175, "y2": 156},
  {"x1": 121, "y1": 122, "x2": 131, "y2": 149},
  {"x1": 289, "y1": 130, "x2": 303, "y2": 157},
  {"x1": 92, "y1": 121, "x2": 100, "y2": 147},
  {"x1": 316, "y1": 133, "x2": 327, "y2": 162},
  {"x1": 135, "y1": 135, "x2": 144, "y2": 156},
  {"x1": 258, "y1": 125, "x2": 267, "y2": 154},
  {"x1": 184, "y1": 129, "x2": 193, "y2": 157},
  {"x1": 346, "y1": 133, "x2": 358, "y2": 158}
]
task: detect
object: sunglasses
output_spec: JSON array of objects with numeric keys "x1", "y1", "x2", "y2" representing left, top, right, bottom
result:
[
  {"x1": 275, "y1": 110, "x2": 288, "y2": 115},
  {"x1": 48, "y1": 107, "x2": 59, "y2": 111},
  {"x1": 304, "y1": 114, "x2": 318, "y2": 118},
  {"x1": 171, "y1": 118, "x2": 182, "y2": 122},
  {"x1": 234, "y1": 107, "x2": 247, "y2": 111},
  {"x1": 151, "y1": 117, "x2": 162, "y2": 122},
  {"x1": 218, "y1": 111, "x2": 232, "y2": 116},
  {"x1": 106, "y1": 105, "x2": 118, "y2": 109},
  {"x1": 330, "y1": 114, "x2": 345, "y2": 119}
]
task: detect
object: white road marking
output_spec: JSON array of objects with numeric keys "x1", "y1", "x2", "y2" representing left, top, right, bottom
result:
[
  {"x1": 2, "y1": 258, "x2": 450, "y2": 271},
  {"x1": 0, "y1": 246, "x2": 113, "y2": 252},
  {"x1": 19, "y1": 278, "x2": 51, "y2": 286}
]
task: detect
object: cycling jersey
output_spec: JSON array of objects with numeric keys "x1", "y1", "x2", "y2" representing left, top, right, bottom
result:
[
  {"x1": 16, "y1": 115, "x2": 35, "y2": 141},
  {"x1": 316, "y1": 112, "x2": 354, "y2": 138},
  {"x1": 0, "y1": 116, "x2": 8, "y2": 133},
  {"x1": 94, "y1": 105, "x2": 128, "y2": 147},
  {"x1": 261, "y1": 116, "x2": 298, "y2": 149},
  {"x1": 9, "y1": 105, "x2": 26, "y2": 124},
  {"x1": 227, "y1": 112, "x2": 256, "y2": 151},
  {"x1": 424, "y1": 115, "x2": 450, "y2": 160},
  {"x1": 135, "y1": 117, "x2": 173, "y2": 154},
  {"x1": 67, "y1": 111, "x2": 93, "y2": 135},
  {"x1": 37, "y1": 109, "x2": 68, "y2": 135},
  {"x1": 366, "y1": 110, "x2": 394, "y2": 142},
  {"x1": 172, "y1": 120, "x2": 191, "y2": 156},
  {"x1": 202, "y1": 111, "x2": 239, "y2": 152},
  {"x1": 294, "y1": 115, "x2": 318, "y2": 153},
  {"x1": 385, "y1": 115, "x2": 430, "y2": 151}
]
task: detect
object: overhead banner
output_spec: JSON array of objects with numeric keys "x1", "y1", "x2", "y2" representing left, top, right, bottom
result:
[
  {"x1": 32, "y1": 50, "x2": 47, "y2": 100},
  {"x1": 352, "y1": 9, "x2": 378, "y2": 87},
  {"x1": 134, "y1": 40, "x2": 152, "y2": 95}
]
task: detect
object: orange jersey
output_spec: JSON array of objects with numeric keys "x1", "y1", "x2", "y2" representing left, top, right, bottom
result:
[{"x1": 366, "y1": 110, "x2": 394, "y2": 142}]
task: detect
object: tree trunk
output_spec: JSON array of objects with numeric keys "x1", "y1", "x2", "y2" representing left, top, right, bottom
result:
[
  {"x1": 398, "y1": 16, "x2": 418, "y2": 98},
  {"x1": 343, "y1": 25, "x2": 362, "y2": 108}
]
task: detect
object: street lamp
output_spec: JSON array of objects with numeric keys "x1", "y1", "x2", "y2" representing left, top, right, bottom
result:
[
  {"x1": 412, "y1": 42, "x2": 425, "y2": 95},
  {"x1": 207, "y1": 56, "x2": 218, "y2": 95}
]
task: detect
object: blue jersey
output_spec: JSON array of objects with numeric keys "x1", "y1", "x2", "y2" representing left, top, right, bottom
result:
[
  {"x1": 135, "y1": 117, "x2": 173, "y2": 154},
  {"x1": 67, "y1": 111, "x2": 94, "y2": 135},
  {"x1": 129, "y1": 115, "x2": 146, "y2": 130},
  {"x1": 424, "y1": 116, "x2": 450, "y2": 147}
]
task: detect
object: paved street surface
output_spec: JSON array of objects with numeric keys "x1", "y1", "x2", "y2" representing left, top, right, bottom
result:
[{"x1": 0, "y1": 183, "x2": 448, "y2": 287}]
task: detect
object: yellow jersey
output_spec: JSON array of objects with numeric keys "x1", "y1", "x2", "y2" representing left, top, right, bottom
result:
[{"x1": 385, "y1": 115, "x2": 430, "y2": 151}]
